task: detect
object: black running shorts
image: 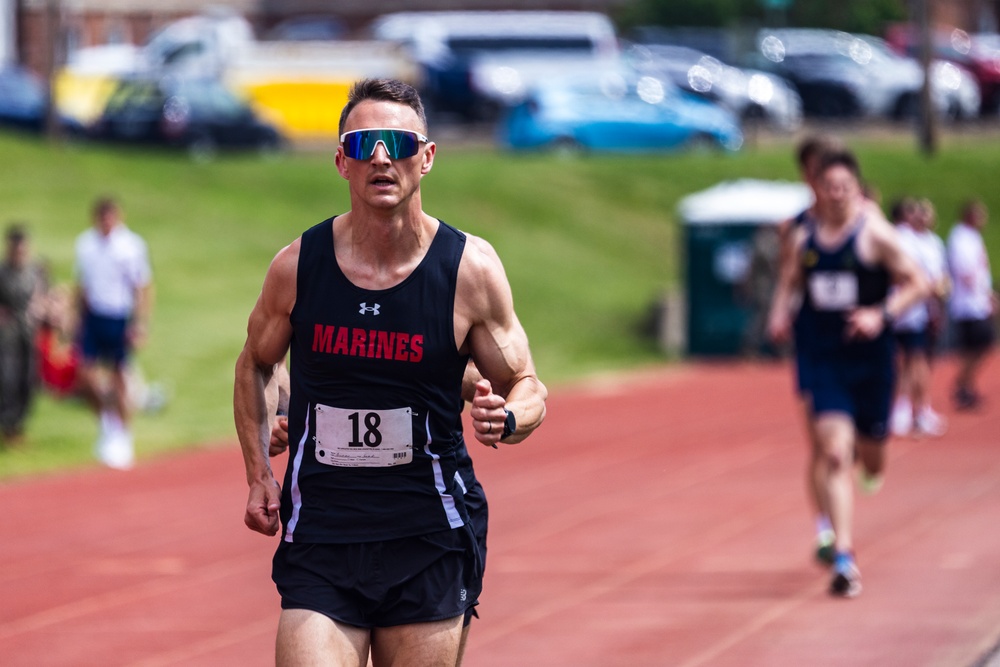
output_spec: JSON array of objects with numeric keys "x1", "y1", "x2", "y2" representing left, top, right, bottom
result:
[
  {"x1": 272, "y1": 526, "x2": 483, "y2": 628},
  {"x1": 955, "y1": 317, "x2": 996, "y2": 354}
]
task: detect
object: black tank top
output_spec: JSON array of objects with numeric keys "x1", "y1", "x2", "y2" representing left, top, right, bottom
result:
[
  {"x1": 282, "y1": 216, "x2": 472, "y2": 543},
  {"x1": 799, "y1": 217, "x2": 892, "y2": 357}
]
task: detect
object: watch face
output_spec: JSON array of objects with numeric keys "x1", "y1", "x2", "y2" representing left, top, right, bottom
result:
[{"x1": 502, "y1": 408, "x2": 516, "y2": 438}]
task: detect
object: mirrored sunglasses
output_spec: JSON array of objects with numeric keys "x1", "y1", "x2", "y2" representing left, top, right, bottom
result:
[{"x1": 340, "y1": 128, "x2": 430, "y2": 160}]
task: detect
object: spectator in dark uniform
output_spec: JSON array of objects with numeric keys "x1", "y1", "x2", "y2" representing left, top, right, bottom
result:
[{"x1": 0, "y1": 224, "x2": 47, "y2": 444}]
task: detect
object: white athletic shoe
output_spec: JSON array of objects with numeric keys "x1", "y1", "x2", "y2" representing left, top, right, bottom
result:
[
  {"x1": 96, "y1": 430, "x2": 134, "y2": 470},
  {"x1": 914, "y1": 408, "x2": 947, "y2": 437},
  {"x1": 890, "y1": 399, "x2": 912, "y2": 437}
]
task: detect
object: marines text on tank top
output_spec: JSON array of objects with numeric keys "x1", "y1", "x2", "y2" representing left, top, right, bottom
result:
[{"x1": 282, "y1": 216, "x2": 472, "y2": 543}]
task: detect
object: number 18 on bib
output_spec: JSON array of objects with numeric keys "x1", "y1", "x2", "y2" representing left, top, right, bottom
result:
[{"x1": 314, "y1": 404, "x2": 414, "y2": 467}]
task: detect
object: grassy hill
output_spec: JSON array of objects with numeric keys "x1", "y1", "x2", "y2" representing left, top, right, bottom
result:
[{"x1": 1, "y1": 126, "x2": 998, "y2": 478}]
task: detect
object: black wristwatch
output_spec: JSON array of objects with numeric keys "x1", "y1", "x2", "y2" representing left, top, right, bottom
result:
[{"x1": 501, "y1": 408, "x2": 516, "y2": 440}]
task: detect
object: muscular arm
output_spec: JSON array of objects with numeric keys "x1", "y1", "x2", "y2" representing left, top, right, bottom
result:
[
  {"x1": 767, "y1": 223, "x2": 806, "y2": 345},
  {"x1": 265, "y1": 360, "x2": 290, "y2": 417},
  {"x1": 234, "y1": 241, "x2": 298, "y2": 535},
  {"x1": 847, "y1": 219, "x2": 930, "y2": 340},
  {"x1": 264, "y1": 360, "x2": 291, "y2": 457},
  {"x1": 460, "y1": 359, "x2": 483, "y2": 403},
  {"x1": 129, "y1": 283, "x2": 154, "y2": 348},
  {"x1": 458, "y1": 237, "x2": 547, "y2": 447},
  {"x1": 775, "y1": 215, "x2": 797, "y2": 270}
]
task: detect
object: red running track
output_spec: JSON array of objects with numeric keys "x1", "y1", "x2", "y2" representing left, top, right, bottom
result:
[{"x1": 2, "y1": 356, "x2": 999, "y2": 666}]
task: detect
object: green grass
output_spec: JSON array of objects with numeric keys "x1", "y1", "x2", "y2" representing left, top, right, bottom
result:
[{"x1": 2, "y1": 127, "x2": 999, "y2": 478}]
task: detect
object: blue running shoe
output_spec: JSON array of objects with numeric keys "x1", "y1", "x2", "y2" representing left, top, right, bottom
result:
[{"x1": 830, "y1": 552, "x2": 862, "y2": 598}]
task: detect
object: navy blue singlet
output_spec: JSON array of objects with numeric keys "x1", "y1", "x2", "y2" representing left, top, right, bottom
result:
[
  {"x1": 282, "y1": 216, "x2": 472, "y2": 543},
  {"x1": 798, "y1": 217, "x2": 892, "y2": 358},
  {"x1": 792, "y1": 207, "x2": 813, "y2": 228},
  {"x1": 791, "y1": 207, "x2": 817, "y2": 335}
]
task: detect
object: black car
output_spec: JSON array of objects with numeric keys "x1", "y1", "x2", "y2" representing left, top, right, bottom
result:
[
  {"x1": 749, "y1": 29, "x2": 980, "y2": 120},
  {"x1": 90, "y1": 76, "x2": 284, "y2": 158}
]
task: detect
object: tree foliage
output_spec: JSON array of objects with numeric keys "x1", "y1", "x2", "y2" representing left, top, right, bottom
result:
[
  {"x1": 787, "y1": 0, "x2": 908, "y2": 33},
  {"x1": 615, "y1": 0, "x2": 909, "y2": 35}
]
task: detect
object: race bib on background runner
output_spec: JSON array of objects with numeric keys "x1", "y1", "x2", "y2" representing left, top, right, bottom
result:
[
  {"x1": 808, "y1": 271, "x2": 858, "y2": 311},
  {"x1": 314, "y1": 404, "x2": 413, "y2": 467}
]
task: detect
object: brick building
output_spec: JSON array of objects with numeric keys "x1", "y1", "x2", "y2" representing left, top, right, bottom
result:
[
  {"x1": 6, "y1": 0, "x2": 1000, "y2": 75},
  {"x1": 9, "y1": 0, "x2": 631, "y2": 74}
]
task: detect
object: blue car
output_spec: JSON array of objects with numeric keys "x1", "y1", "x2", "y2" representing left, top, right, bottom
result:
[
  {"x1": 0, "y1": 67, "x2": 47, "y2": 132},
  {"x1": 0, "y1": 66, "x2": 86, "y2": 135},
  {"x1": 498, "y1": 72, "x2": 743, "y2": 153}
]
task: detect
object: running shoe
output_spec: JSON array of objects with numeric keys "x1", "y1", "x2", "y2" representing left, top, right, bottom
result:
[
  {"x1": 890, "y1": 399, "x2": 912, "y2": 437},
  {"x1": 830, "y1": 553, "x2": 862, "y2": 598},
  {"x1": 97, "y1": 431, "x2": 134, "y2": 470},
  {"x1": 954, "y1": 387, "x2": 982, "y2": 411},
  {"x1": 857, "y1": 468, "x2": 885, "y2": 495},
  {"x1": 815, "y1": 529, "x2": 836, "y2": 567},
  {"x1": 914, "y1": 408, "x2": 947, "y2": 437}
]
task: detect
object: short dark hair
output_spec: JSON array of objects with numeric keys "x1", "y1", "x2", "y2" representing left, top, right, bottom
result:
[
  {"x1": 817, "y1": 148, "x2": 862, "y2": 181},
  {"x1": 93, "y1": 196, "x2": 119, "y2": 219},
  {"x1": 338, "y1": 78, "x2": 427, "y2": 137},
  {"x1": 5, "y1": 223, "x2": 27, "y2": 243},
  {"x1": 889, "y1": 197, "x2": 916, "y2": 223},
  {"x1": 796, "y1": 134, "x2": 842, "y2": 170},
  {"x1": 961, "y1": 198, "x2": 985, "y2": 220}
]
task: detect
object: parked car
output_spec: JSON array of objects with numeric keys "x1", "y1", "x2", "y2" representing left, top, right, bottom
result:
[
  {"x1": 885, "y1": 24, "x2": 1000, "y2": 113},
  {"x1": 263, "y1": 15, "x2": 347, "y2": 42},
  {"x1": 624, "y1": 43, "x2": 803, "y2": 131},
  {"x1": 859, "y1": 33, "x2": 980, "y2": 120},
  {"x1": 0, "y1": 66, "x2": 85, "y2": 135},
  {"x1": 0, "y1": 66, "x2": 47, "y2": 132},
  {"x1": 498, "y1": 70, "x2": 743, "y2": 153},
  {"x1": 371, "y1": 10, "x2": 620, "y2": 121},
  {"x1": 751, "y1": 28, "x2": 980, "y2": 120},
  {"x1": 626, "y1": 25, "x2": 740, "y2": 63},
  {"x1": 88, "y1": 76, "x2": 284, "y2": 158}
]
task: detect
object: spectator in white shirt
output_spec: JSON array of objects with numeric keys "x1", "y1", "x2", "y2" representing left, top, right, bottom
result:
[
  {"x1": 946, "y1": 199, "x2": 997, "y2": 410},
  {"x1": 74, "y1": 197, "x2": 153, "y2": 468},
  {"x1": 890, "y1": 198, "x2": 949, "y2": 436}
]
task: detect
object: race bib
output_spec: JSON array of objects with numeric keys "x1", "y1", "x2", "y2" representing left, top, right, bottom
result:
[
  {"x1": 314, "y1": 404, "x2": 413, "y2": 467},
  {"x1": 808, "y1": 271, "x2": 858, "y2": 311}
]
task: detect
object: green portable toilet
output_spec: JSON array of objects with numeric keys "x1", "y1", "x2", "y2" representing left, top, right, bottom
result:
[{"x1": 677, "y1": 179, "x2": 812, "y2": 356}]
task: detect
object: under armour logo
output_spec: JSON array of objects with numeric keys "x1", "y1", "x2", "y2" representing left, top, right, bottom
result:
[{"x1": 359, "y1": 302, "x2": 380, "y2": 315}]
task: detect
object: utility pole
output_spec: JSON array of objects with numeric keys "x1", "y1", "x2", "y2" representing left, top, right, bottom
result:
[
  {"x1": 44, "y1": 0, "x2": 63, "y2": 141},
  {"x1": 916, "y1": 0, "x2": 938, "y2": 156}
]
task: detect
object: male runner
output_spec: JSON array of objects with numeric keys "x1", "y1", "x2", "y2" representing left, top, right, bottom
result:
[
  {"x1": 768, "y1": 149, "x2": 928, "y2": 597},
  {"x1": 234, "y1": 78, "x2": 547, "y2": 665},
  {"x1": 775, "y1": 135, "x2": 842, "y2": 565}
]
